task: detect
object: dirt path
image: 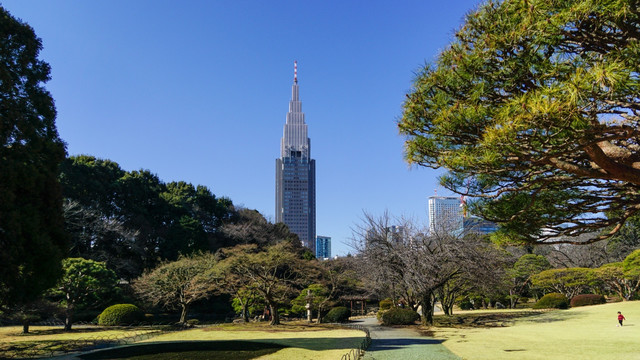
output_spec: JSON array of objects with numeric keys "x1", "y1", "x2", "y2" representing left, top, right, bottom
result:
[{"x1": 352, "y1": 317, "x2": 460, "y2": 360}]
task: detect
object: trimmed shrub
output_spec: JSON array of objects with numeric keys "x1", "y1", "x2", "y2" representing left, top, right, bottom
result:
[
  {"x1": 570, "y1": 294, "x2": 606, "y2": 307},
  {"x1": 381, "y1": 308, "x2": 420, "y2": 326},
  {"x1": 323, "y1": 306, "x2": 351, "y2": 323},
  {"x1": 607, "y1": 295, "x2": 623, "y2": 303},
  {"x1": 533, "y1": 293, "x2": 569, "y2": 309},
  {"x1": 379, "y1": 298, "x2": 393, "y2": 311},
  {"x1": 456, "y1": 297, "x2": 474, "y2": 310},
  {"x1": 98, "y1": 304, "x2": 144, "y2": 326}
]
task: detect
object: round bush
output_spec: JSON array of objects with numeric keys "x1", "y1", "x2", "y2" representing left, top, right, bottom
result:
[
  {"x1": 533, "y1": 293, "x2": 569, "y2": 309},
  {"x1": 570, "y1": 294, "x2": 606, "y2": 307},
  {"x1": 381, "y1": 308, "x2": 420, "y2": 326},
  {"x1": 379, "y1": 298, "x2": 393, "y2": 311},
  {"x1": 323, "y1": 306, "x2": 351, "y2": 323},
  {"x1": 98, "y1": 304, "x2": 144, "y2": 326}
]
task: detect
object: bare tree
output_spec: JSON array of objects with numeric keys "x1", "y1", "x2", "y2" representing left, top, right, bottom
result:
[{"x1": 353, "y1": 212, "x2": 508, "y2": 325}]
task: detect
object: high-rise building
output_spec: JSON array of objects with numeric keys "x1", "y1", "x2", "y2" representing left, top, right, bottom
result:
[
  {"x1": 276, "y1": 61, "x2": 316, "y2": 253},
  {"x1": 316, "y1": 235, "x2": 331, "y2": 259},
  {"x1": 428, "y1": 196, "x2": 463, "y2": 235}
]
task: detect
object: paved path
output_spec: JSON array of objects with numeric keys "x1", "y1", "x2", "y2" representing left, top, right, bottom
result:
[{"x1": 352, "y1": 317, "x2": 461, "y2": 360}]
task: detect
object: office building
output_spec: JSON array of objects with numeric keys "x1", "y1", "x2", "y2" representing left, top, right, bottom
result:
[
  {"x1": 316, "y1": 235, "x2": 331, "y2": 259},
  {"x1": 275, "y1": 61, "x2": 316, "y2": 253},
  {"x1": 428, "y1": 196, "x2": 463, "y2": 235}
]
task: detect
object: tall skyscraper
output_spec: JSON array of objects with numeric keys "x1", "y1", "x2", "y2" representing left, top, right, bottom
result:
[
  {"x1": 276, "y1": 61, "x2": 316, "y2": 253},
  {"x1": 316, "y1": 236, "x2": 331, "y2": 259},
  {"x1": 428, "y1": 196, "x2": 463, "y2": 235}
]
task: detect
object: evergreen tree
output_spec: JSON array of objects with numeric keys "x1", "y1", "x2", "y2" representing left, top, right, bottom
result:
[{"x1": 0, "y1": 6, "x2": 68, "y2": 307}]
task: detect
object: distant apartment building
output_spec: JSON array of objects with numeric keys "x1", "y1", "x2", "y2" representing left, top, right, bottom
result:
[
  {"x1": 428, "y1": 196, "x2": 463, "y2": 235},
  {"x1": 275, "y1": 61, "x2": 316, "y2": 253},
  {"x1": 316, "y1": 235, "x2": 331, "y2": 259}
]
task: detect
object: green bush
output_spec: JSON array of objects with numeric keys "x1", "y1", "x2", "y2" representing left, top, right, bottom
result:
[
  {"x1": 381, "y1": 308, "x2": 420, "y2": 326},
  {"x1": 533, "y1": 293, "x2": 569, "y2": 309},
  {"x1": 456, "y1": 297, "x2": 474, "y2": 310},
  {"x1": 323, "y1": 306, "x2": 351, "y2": 323},
  {"x1": 379, "y1": 298, "x2": 393, "y2": 310},
  {"x1": 570, "y1": 294, "x2": 606, "y2": 307},
  {"x1": 98, "y1": 304, "x2": 144, "y2": 326}
]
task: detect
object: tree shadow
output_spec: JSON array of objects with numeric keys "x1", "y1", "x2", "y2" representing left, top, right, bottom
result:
[
  {"x1": 368, "y1": 337, "x2": 445, "y2": 351},
  {"x1": 78, "y1": 337, "x2": 367, "y2": 359},
  {"x1": 519, "y1": 310, "x2": 587, "y2": 324}
]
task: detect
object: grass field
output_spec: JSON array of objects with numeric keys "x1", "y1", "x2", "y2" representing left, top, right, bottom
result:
[
  {"x1": 0, "y1": 326, "x2": 162, "y2": 358},
  {"x1": 0, "y1": 322, "x2": 366, "y2": 360},
  {"x1": 135, "y1": 323, "x2": 366, "y2": 360},
  {"x1": 435, "y1": 301, "x2": 640, "y2": 359}
]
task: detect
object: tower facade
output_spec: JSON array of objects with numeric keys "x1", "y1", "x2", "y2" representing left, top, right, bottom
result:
[
  {"x1": 276, "y1": 61, "x2": 316, "y2": 253},
  {"x1": 428, "y1": 196, "x2": 463, "y2": 235},
  {"x1": 316, "y1": 236, "x2": 331, "y2": 259}
]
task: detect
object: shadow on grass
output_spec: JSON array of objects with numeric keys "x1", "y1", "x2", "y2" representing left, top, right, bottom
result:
[
  {"x1": 78, "y1": 337, "x2": 366, "y2": 360},
  {"x1": 519, "y1": 310, "x2": 588, "y2": 324},
  {"x1": 79, "y1": 341, "x2": 284, "y2": 360},
  {"x1": 368, "y1": 337, "x2": 445, "y2": 351}
]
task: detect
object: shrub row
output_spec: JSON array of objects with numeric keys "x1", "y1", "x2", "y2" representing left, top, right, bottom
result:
[{"x1": 570, "y1": 294, "x2": 606, "y2": 307}]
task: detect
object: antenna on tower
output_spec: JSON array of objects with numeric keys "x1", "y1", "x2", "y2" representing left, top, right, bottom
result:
[{"x1": 294, "y1": 60, "x2": 298, "y2": 83}]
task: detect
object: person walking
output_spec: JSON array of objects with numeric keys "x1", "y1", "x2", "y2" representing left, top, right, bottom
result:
[{"x1": 617, "y1": 311, "x2": 626, "y2": 327}]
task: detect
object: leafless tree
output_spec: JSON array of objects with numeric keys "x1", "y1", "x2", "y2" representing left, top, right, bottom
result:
[{"x1": 352, "y1": 212, "x2": 508, "y2": 325}]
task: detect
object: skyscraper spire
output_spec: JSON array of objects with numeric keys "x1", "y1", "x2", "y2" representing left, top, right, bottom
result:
[{"x1": 276, "y1": 61, "x2": 316, "y2": 254}]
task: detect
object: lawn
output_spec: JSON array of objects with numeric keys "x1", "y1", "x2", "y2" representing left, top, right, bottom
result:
[
  {"x1": 0, "y1": 322, "x2": 366, "y2": 360},
  {"x1": 0, "y1": 325, "x2": 162, "y2": 359},
  {"x1": 434, "y1": 301, "x2": 640, "y2": 359},
  {"x1": 134, "y1": 323, "x2": 366, "y2": 360}
]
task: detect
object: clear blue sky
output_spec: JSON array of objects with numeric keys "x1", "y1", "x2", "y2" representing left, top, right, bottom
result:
[{"x1": 3, "y1": 0, "x2": 481, "y2": 256}]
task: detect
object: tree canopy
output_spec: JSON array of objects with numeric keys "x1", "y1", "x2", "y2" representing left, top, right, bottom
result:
[
  {"x1": 133, "y1": 253, "x2": 219, "y2": 324},
  {"x1": 49, "y1": 258, "x2": 119, "y2": 330},
  {"x1": 0, "y1": 6, "x2": 68, "y2": 307},
  {"x1": 217, "y1": 242, "x2": 312, "y2": 325},
  {"x1": 60, "y1": 155, "x2": 236, "y2": 279},
  {"x1": 399, "y1": 0, "x2": 640, "y2": 245}
]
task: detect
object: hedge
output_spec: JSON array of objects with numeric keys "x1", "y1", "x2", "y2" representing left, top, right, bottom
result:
[{"x1": 570, "y1": 294, "x2": 606, "y2": 307}]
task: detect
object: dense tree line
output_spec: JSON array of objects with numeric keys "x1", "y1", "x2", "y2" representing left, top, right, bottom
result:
[{"x1": 59, "y1": 155, "x2": 236, "y2": 280}]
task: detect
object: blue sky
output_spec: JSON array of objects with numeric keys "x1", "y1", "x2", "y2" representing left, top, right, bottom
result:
[{"x1": 3, "y1": 0, "x2": 481, "y2": 256}]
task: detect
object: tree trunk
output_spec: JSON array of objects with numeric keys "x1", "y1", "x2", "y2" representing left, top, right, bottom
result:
[
  {"x1": 22, "y1": 320, "x2": 29, "y2": 334},
  {"x1": 269, "y1": 303, "x2": 280, "y2": 325},
  {"x1": 420, "y1": 293, "x2": 434, "y2": 326},
  {"x1": 179, "y1": 304, "x2": 189, "y2": 324},
  {"x1": 64, "y1": 307, "x2": 73, "y2": 331},
  {"x1": 241, "y1": 302, "x2": 250, "y2": 322}
]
